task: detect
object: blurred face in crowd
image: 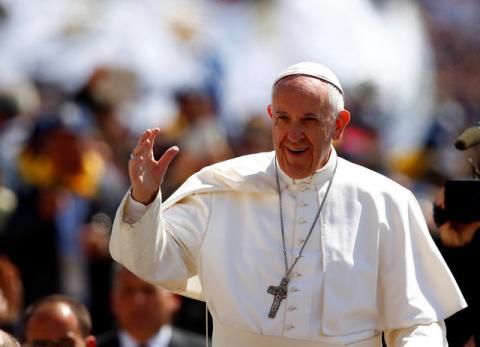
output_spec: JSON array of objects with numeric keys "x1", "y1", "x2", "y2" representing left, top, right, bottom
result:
[
  {"x1": 268, "y1": 75, "x2": 350, "y2": 179},
  {"x1": 24, "y1": 302, "x2": 95, "y2": 347},
  {"x1": 112, "y1": 268, "x2": 180, "y2": 342}
]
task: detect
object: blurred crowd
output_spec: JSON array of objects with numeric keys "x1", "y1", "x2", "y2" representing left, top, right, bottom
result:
[{"x1": 0, "y1": 0, "x2": 479, "y2": 346}]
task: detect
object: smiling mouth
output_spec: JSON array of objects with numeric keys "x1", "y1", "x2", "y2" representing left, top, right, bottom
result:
[{"x1": 287, "y1": 147, "x2": 308, "y2": 155}]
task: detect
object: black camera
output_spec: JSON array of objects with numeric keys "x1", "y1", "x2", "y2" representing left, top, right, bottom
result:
[{"x1": 445, "y1": 180, "x2": 480, "y2": 223}]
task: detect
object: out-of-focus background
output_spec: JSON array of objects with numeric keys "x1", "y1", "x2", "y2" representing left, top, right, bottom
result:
[{"x1": 0, "y1": 0, "x2": 479, "y2": 344}]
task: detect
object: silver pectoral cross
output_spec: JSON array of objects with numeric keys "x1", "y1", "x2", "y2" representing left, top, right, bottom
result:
[{"x1": 267, "y1": 276, "x2": 289, "y2": 318}]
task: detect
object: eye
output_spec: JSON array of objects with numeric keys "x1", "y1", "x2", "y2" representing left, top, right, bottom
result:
[
  {"x1": 302, "y1": 117, "x2": 320, "y2": 127},
  {"x1": 274, "y1": 114, "x2": 290, "y2": 125}
]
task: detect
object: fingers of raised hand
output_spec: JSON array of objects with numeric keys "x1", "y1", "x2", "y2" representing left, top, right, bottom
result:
[
  {"x1": 130, "y1": 128, "x2": 161, "y2": 162},
  {"x1": 159, "y1": 146, "x2": 180, "y2": 166}
]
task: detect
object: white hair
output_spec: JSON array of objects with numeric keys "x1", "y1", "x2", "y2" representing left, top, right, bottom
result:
[{"x1": 326, "y1": 82, "x2": 344, "y2": 119}]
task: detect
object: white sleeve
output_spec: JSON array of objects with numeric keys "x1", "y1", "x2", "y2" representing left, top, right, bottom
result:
[
  {"x1": 379, "y1": 191, "x2": 466, "y2": 328},
  {"x1": 384, "y1": 321, "x2": 447, "y2": 347},
  {"x1": 110, "y1": 189, "x2": 211, "y2": 285},
  {"x1": 123, "y1": 191, "x2": 149, "y2": 223}
]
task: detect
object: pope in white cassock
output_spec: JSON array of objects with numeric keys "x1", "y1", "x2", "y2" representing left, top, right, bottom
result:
[{"x1": 110, "y1": 62, "x2": 466, "y2": 347}]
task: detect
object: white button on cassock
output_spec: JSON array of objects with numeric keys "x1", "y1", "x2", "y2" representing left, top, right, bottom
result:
[
  {"x1": 287, "y1": 305, "x2": 297, "y2": 311},
  {"x1": 286, "y1": 323, "x2": 295, "y2": 330},
  {"x1": 297, "y1": 217, "x2": 306, "y2": 224}
]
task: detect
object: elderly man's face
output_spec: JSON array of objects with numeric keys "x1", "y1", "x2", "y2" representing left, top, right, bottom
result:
[{"x1": 268, "y1": 76, "x2": 349, "y2": 179}]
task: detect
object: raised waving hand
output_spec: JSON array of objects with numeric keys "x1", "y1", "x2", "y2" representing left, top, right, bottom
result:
[{"x1": 128, "y1": 128, "x2": 179, "y2": 205}]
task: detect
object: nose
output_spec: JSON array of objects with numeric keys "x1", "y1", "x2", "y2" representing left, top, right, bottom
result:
[{"x1": 287, "y1": 124, "x2": 305, "y2": 142}]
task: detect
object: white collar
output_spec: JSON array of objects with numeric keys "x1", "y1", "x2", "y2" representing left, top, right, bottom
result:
[{"x1": 119, "y1": 326, "x2": 172, "y2": 347}]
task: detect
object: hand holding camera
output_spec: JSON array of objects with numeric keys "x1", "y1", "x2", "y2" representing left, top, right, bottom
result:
[{"x1": 434, "y1": 187, "x2": 480, "y2": 247}]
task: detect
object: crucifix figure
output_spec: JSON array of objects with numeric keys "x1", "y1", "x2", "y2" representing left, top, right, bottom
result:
[{"x1": 267, "y1": 276, "x2": 289, "y2": 318}]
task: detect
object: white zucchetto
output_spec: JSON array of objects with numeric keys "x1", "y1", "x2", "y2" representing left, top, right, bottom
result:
[{"x1": 273, "y1": 62, "x2": 343, "y2": 95}]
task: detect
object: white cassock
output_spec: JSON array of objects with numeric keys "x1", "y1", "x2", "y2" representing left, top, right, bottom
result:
[{"x1": 110, "y1": 148, "x2": 466, "y2": 347}]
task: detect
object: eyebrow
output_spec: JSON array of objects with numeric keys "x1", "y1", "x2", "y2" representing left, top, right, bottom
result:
[
  {"x1": 303, "y1": 113, "x2": 322, "y2": 118},
  {"x1": 274, "y1": 110, "x2": 289, "y2": 117}
]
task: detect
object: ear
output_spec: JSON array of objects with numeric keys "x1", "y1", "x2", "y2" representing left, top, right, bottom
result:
[
  {"x1": 267, "y1": 104, "x2": 273, "y2": 119},
  {"x1": 332, "y1": 110, "x2": 350, "y2": 141},
  {"x1": 169, "y1": 293, "x2": 182, "y2": 314},
  {"x1": 86, "y1": 336, "x2": 96, "y2": 347}
]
